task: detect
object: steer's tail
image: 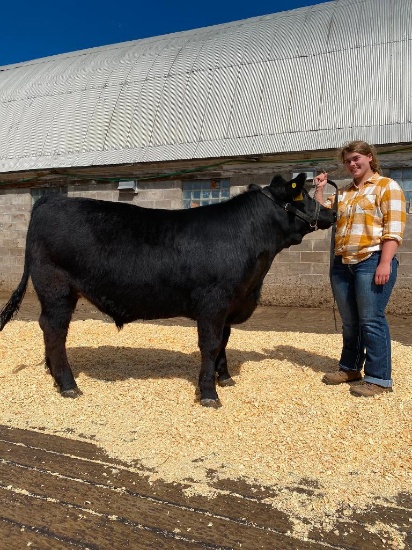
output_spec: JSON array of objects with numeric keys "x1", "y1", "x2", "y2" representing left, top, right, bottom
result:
[{"x1": 0, "y1": 262, "x2": 30, "y2": 331}]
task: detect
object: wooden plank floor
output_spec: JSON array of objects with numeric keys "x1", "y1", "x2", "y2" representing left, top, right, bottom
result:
[{"x1": 0, "y1": 425, "x2": 410, "y2": 549}]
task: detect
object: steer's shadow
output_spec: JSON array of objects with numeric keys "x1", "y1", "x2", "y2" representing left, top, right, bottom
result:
[
  {"x1": 66, "y1": 346, "x2": 264, "y2": 387},
  {"x1": 262, "y1": 346, "x2": 336, "y2": 374},
  {"x1": 65, "y1": 344, "x2": 336, "y2": 386}
]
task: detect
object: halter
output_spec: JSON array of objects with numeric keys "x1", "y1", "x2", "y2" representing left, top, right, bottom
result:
[
  {"x1": 260, "y1": 179, "x2": 339, "y2": 328},
  {"x1": 259, "y1": 187, "x2": 321, "y2": 229}
]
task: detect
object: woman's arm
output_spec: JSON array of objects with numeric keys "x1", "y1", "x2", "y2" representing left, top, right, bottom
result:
[{"x1": 313, "y1": 172, "x2": 328, "y2": 206}]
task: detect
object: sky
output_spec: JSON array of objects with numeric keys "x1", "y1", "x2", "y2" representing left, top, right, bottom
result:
[{"x1": 1, "y1": 0, "x2": 327, "y2": 66}]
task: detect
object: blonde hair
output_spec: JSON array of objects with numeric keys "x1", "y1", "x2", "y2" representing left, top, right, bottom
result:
[{"x1": 338, "y1": 140, "x2": 380, "y2": 173}]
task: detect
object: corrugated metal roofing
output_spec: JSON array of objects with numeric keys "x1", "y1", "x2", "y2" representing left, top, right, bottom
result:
[{"x1": 1, "y1": 0, "x2": 411, "y2": 173}]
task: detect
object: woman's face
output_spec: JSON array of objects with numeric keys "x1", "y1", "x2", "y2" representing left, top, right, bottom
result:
[{"x1": 343, "y1": 151, "x2": 373, "y2": 181}]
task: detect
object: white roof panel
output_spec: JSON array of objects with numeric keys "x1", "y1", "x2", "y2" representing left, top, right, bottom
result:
[{"x1": 1, "y1": 0, "x2": 412, "y2": 173}]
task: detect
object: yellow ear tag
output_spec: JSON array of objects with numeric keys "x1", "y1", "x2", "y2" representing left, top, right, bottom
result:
[
  {"x1": 291, "y1": 182, "x2": 297, "y2": 188},
  {"x1": 294, "y1": 192, "x2": 304, "y2": 201}
]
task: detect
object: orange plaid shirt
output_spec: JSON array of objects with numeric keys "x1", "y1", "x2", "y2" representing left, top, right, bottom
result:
[{"x1": 327, "y1": 173, "x2": 406, "y2": 264}]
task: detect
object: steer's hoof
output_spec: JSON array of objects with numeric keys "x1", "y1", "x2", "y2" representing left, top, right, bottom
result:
[
  {"x1": 200, "y1": 398, "x2": 222, "y2": 408},
  {"x1": 61, "y1": 387, "x2": 82, "y2": 398},
  {"x1": 218, "y1": 377, "x2": 235, "y2": 387}
]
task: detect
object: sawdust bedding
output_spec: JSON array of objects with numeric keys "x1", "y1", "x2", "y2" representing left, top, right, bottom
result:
[{"x1": 0, "y1": 316, "x2": 411, "y2": 545}]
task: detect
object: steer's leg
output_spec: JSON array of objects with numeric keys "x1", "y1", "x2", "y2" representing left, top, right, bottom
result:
[
  {"x1": 197, "y1": 317, "x2": 225, "y2": 408},
  {"x1": 215, "y1": 325, "x2": 235, "y2": 387},
  {"x1": 38, "y1": 293, "x2": 80, "y2": 397}
]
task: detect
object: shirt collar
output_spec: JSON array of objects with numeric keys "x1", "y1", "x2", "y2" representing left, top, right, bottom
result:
[{"x1": 351, "y1": 172, "x2": 380, "y2": 189}]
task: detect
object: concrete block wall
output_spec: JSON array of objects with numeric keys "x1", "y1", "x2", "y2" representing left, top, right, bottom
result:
[
  {"x1": 0, "y1": 189, "x2": 32, "y2": 290},
  {"x1": 69, "y1": 180, "x2": 183, "y2": 209}
]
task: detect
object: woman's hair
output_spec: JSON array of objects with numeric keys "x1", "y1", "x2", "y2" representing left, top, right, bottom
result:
[{"x1": 338, "y1": 140, "x2": 380, "y2": 173}]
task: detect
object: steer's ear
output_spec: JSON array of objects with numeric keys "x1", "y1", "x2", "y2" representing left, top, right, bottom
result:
[
  {"x1": 269, "y1": 175, "x2": 286, "y2": 187},
  {"x1": 287, "y1": 173, "x2": 306, "y2": 199}
]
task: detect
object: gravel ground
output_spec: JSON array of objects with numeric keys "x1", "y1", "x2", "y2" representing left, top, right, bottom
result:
[{"x1": 0, "y1": 293, "x2": 411, "y2": 546}]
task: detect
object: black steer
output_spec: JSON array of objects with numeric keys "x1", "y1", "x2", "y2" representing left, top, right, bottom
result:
[{"x1": 0, "y1": 173, "x2": 335, "y2": 406}]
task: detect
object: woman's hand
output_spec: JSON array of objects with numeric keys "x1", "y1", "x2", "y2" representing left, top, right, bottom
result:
[
  {"x1": 374, "y1": 261, "x2": 391, "y2": 285},
  {"x1": 314, "y1": 172, "x2": 328, "y2": 190},
  {"x1": 375, "y1": 239, "x2": 399, "y2": 285},
  {"x1": 314, "y1": 172, "x2": 328, "y2": 205}
]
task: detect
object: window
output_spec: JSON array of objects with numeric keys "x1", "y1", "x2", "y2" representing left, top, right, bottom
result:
[
  {"x1": 182, "y1": 179, "x2": 230, "y2": 209},
  {"x1": 390, "y1": 169, "x2": 412, "y2": 212},
  {"x1": 31, "y1": 186, "x2": 67, "y2": 205}
]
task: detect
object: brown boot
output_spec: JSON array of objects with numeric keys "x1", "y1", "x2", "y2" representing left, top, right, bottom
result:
[
  {"x1": 322, "y1": 369, "x2": 362, "y2": 385},
  {"x1": 350, "y1": 381, "x2": 393, "y2": 397}
]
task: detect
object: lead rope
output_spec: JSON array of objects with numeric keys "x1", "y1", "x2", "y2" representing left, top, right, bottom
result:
[{"x1": 326, "y1": 179, "x2": 339, "y2": 331}]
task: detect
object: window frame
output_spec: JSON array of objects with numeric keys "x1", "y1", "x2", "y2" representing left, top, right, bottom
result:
[
  {"x1": 389, "y1": 169, "x2": 412, "y2": 213},
  {"x1": 182, "y1": 178, "x2": 230, "y2": 209}
]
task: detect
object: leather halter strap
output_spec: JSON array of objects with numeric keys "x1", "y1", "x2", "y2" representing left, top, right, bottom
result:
[{"x1": 259, "y1": 187, "x2": 321, "y2": 229}]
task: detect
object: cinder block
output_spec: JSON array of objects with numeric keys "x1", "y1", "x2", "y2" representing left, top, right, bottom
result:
[{"x1": 301, "y1": 251, "x2": 329, "y2": 264}]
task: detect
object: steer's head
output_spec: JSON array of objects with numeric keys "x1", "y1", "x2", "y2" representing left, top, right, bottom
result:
[{"x1": 266, "y1": 173, "x2": 336, "y2": 233}]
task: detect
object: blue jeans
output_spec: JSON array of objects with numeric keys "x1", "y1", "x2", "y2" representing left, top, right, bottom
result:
[{"x1": 330, "y1": 252, "x2": 398, "y2": 388}]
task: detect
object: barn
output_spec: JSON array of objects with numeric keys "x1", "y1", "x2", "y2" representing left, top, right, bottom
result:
[{"x1": 1, "y1": 0, "x2": 411, "y2": 313}]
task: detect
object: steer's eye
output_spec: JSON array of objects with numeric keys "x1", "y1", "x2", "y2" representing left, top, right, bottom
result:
[{"x1": 293, "y1": 193, "x2": 304, "y2": 201}]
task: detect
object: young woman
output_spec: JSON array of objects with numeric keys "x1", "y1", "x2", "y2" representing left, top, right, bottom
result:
[{"x1": 314, "y1": 141, "x2": 406, "y2": 397}]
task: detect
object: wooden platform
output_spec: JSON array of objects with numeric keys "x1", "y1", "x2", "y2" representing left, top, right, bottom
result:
[{"x1": 0, "y1": 424, "x2": 410, "y2": 549}]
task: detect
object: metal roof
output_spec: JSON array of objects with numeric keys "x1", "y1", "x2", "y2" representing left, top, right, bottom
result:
[{"x1": 1, "y1": 0, "x2": 412, "y2": 173}]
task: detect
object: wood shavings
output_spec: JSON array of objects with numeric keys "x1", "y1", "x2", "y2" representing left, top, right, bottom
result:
[{"x1": 0, "y1": 314, "x2": 411, "y2": 536}]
